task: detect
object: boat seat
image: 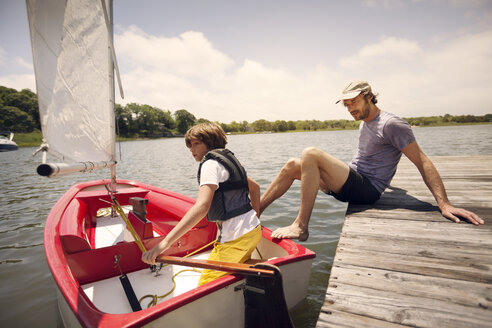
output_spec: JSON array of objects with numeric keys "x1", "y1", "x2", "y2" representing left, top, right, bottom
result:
[{"x1": 59, "y1": 199, "x2": 91, "y2": 253}]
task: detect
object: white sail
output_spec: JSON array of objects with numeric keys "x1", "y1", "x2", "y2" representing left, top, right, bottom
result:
[{"x1": 27, "y1": 0, "x2": 115, "y2": 164}]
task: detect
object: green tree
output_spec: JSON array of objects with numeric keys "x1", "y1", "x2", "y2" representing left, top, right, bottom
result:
[
  {"x1": 115, "y1": 104, "x2": 132, "y2": 137},
  {"x1": 251, "y1": 119, "x2": 271, "y2": 132},
  {"x1": 116, "y1": 104, "x2": 175, "y2": 137},
  {"x1": 174, "y1": 109, "x2": 196, "y2": 134},
  {"x1": 124, "y1": 103, "x2": 144, "y2": 136},
  {"x1": 197, "y1": 118, "x2": 211, "y2": 124},
  {"x1": 287, "y1": 120, "x2": 296, "y2": 131},
  {"x1": 223, "y1": 120, "x2": 248, "y2": 133},
  {"x1": 229, "y1": 121, "x2": 241, "y2": 132},
  {"x1": 136, "y1": 105, "x2": 161, "y2": 137},
  {"x1": 0, "y1": 86, "x2": 17, "y2": 105},
  {"x1": 296, "y1": 120, "x2": 310, "y2": 130},
  {"x1": 0, "y1": 106, "x2": 36, "y2": 132},
  {"x1": 220, "y1": 122, "x2": 233, "y2": 133},
  {"x1": 2, "y1": 88, "x2": 39, "y2": 128},
  {"x1": 240, "y1": 120, "x2": 249, "y2": 132},
  {"x1": 309, "y1": 120, "x2": 322, "y2": 131},
  {"x1": 272, "y1": 120, "x2": 288, "y2": 132},
  {"x1": 155, "y1": 108, "x2": 176, "y2": 134}
]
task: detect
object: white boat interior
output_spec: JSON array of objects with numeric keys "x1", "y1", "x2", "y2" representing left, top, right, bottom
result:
[{"x1": 82, "y1": 211, "x2": 287, "y2": 315}]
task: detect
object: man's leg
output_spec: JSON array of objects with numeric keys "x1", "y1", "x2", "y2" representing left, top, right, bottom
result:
[
  {"x1": 269, "y1": 147, "x2": 350, "y2": 241},
  {"x1": 260, "y1": 157, "x2": 301, "y2": 215}
]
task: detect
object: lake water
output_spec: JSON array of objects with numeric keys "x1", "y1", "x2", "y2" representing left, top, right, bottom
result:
[{"x1": 1, "y1": 124, "x2": 491, "y2": 327}]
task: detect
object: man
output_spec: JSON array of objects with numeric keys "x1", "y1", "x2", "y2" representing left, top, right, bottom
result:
[{"x1": 260, "y1": 80, "x2": 483, "y2": 241}]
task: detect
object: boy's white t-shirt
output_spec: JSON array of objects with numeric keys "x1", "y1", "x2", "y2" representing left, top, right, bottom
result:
[{"x1": 199, "y1": 159, "x2": 260, "y2": 243}]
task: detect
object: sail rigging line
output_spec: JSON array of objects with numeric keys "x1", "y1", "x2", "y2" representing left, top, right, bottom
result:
[
  {"x1": 100, "y1": 0, "x2": 124, "y2": 99},
  {"x1": 115, "y1": 107, "x2": 123, "y2": 162},
  {"x1": 104, "y1": 183, "x2": 147, "y2": 253},
  {"x1": 101, "y1": 186, "x2": 218, "y2": 309}
]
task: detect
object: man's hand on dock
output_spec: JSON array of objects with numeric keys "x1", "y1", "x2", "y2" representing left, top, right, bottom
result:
[{"x1": 440, "y1": 203, "x2": 484, "y2": 225}]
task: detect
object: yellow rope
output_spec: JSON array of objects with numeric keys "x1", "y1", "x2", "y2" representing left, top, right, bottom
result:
[
  {"x1": 102, "y1": 183, "x2": 219, "y2": 309},
  {"x1": 139, "y1": 238, "x2": 217, "y2": 308},
  {"x1": 139, "y1": 268, "x2": 201, "y2": 308},
  {"x1": 110, "y1": 197, "x2": 147, "y2": 253},
  {"x1": 103, "y1": 183, "x2": 147, "y2": 253}
]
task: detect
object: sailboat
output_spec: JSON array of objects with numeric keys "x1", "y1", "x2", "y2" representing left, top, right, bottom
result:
[{"x1": 27, "y1": 0, "x2": 315, "y2": 327}]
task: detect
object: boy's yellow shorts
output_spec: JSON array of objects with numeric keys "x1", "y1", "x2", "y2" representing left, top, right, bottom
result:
[{"x1": 198, "y1": 225, "x2": 262, "y2": 286}]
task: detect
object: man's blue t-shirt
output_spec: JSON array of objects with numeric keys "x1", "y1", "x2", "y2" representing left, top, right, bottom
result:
[{"x1": 349, "y1": 111, "x2": 415, "y2": 193}]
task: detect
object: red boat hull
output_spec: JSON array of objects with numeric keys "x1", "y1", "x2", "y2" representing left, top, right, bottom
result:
[{"x1": 44, "y1": 179, "x2": 315, "y2": 327}]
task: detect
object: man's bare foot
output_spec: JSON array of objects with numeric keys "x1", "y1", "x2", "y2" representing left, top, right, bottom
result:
[{"x1": 271, "y1": 224, "x2": 309, "y2": 241}]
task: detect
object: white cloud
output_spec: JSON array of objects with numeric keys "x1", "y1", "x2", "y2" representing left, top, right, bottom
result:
[
  {"x1": 0, "y1": 73, "x2": 36, "y2": 91},
  {"x1": 434, "y1": 0, "x2": 491, "y2": 7},
  {"x1": 0, "y1": 47, "x2": 7, "y2": 67},
  {"x1": 362, "y1": 0, "x2": 490, "y2": 9},
  {"x1": 340, "y1": 37, "x2": 424, "y2": 68},
  {"x1": 114, "y1": 22, "x2": 492, "y2": 123},
  {"x1": 114, "y1": 26, "x2": 341, "y2": 122},
  {"x1": 362, "y1": 0, "x2": 406, "y2": 9},
  {"x1": 115, "y1": 26, "x2": 234, "y2": 79},
  {"x1": 4, "y1": 23, "x2": 490, "y2": 122},
  {"x1": 335, "y1": 30, "x2": 492, "y2": 118},
  {"x1": 0, "y1": 47, "x2": 35, "y2": 91},
  {"x1": 14, "y1": 57, "x2": 33, "y2": 70}
]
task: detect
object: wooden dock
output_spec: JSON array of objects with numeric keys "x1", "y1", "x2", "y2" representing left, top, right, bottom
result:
[{"x1": 316, "y1": 155, "x2": 492, "y2": 328}]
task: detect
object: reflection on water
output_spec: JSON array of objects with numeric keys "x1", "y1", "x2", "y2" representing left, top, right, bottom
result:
[{"x1": 0, "y1": 124, "x2": 491, "y2": 327}]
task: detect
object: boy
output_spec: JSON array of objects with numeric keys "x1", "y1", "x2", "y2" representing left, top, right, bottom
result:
[{"x1": 142, "y1": 122, "x2": 261, "y2": 285}]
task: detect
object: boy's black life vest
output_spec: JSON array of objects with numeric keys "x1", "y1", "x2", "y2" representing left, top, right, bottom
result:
[{"x1": 197, "y1": 148, "x2": 253, "y2": 222}]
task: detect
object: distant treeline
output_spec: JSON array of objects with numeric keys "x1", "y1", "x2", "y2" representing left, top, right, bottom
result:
[
  {"x1": 403, "y1": 114, "x2": 492, "y2": 126},
  {"x1": 1, "y1": 85, "x2": 491, "y2": 138}
]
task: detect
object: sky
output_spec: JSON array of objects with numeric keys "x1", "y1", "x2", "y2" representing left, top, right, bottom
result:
[{"x1": 1, "y1": 0, "x2": 492, "y2": 123}]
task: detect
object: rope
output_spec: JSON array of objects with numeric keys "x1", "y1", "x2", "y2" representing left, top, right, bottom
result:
[
  {"x1": 102, "y1": 183, "x2": 220, "y2": 309},
  {"x1": 104, "y1": 183, "x2": 146, "y2": 253},
  {"x1": 139, "y1": 268, "x2": 201, "y2": 308},
  {"x1": 139, "y1": 238, "x2": 217, "y2": 308}
]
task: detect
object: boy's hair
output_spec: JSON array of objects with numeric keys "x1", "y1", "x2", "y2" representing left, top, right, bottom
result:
[{"x1": 185, "y1": 122, "x2": 228, "y2": 149}]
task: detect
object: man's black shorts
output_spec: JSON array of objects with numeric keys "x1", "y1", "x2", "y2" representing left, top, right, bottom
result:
[{"x1": 327, "y1": 168, "x2": 381, "y2": 204}]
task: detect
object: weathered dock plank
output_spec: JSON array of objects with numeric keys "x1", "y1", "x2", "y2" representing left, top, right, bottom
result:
[{"x1": 317, "y1": 156, "x2": 492, "y2": 328}]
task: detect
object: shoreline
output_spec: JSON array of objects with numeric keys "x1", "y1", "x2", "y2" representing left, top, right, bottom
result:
[{"x1": 13, "y1": 122, "x2": 492, "y2": 147}]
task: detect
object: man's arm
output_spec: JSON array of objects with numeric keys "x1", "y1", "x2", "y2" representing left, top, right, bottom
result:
[{"x1": 401, "y1": 141, "x2": 483, "y2": 225}]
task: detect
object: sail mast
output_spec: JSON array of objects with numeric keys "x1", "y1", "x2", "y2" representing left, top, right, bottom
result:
[{"x1": 104, "y1": 0, "x2": 118, "y2": 191}]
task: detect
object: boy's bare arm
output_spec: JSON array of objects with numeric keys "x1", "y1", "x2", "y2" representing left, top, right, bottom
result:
[{"x1": 248, "y1": 177, "x2": 261, "y2": 218}]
